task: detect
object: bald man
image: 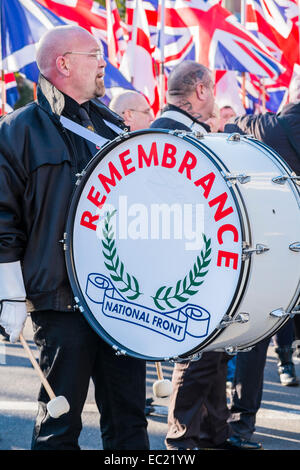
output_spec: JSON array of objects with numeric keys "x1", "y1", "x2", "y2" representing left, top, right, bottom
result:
[
  {"x1": 0, "y1": 25, "x2": 149, "y2": 450},
  {"x1": 109, "y1": 91, "x2": 154, "y2": 130}
]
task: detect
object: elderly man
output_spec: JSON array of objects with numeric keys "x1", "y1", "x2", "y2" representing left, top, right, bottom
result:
[
  {"x1": 109, "y1": 90, "x2": 154, "y2": 130},
  {"x1": 0, "y1": 25, "x2": 149, "y2": 450},
  {"x1": 150, "y1": 61, "x2": 236, "y2": 451}
]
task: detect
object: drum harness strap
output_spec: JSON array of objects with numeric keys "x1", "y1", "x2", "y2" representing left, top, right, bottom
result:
[
  {"x1": 60, "y1": 115, "x2": 124, "y2": 148},
  {"x1": 158, "y1": 110, "x2": 208, "y2": 134}
]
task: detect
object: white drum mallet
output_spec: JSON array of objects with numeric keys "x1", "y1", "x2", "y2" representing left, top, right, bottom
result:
[
  {"x1": 152, "y1": 361, "x2": 173, "y2": 398},
  {"x1": 19, "y1": 333, "x2": 70, "y2": 419}
]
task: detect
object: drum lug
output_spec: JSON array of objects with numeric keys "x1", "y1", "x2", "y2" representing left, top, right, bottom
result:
[
  {"x1": 114, "y1": 131, "x2": 130, "y2": 142},
  {"x1": 224, "y1": 346, "x2": 238, "y2": 355},
  {"x1": 75, "y1": 170, "x2": 86, "y2": 186},
  {"x1": 272, "y1": 173, "x2": 300, "y2": 185},
  {"x1": 227, "y1": 133, "x2": 241, "y2": 142},
  {"x1": 218, "y1": 312, "x2": 250, "y2": 329},
  {"x1": 290, "y1": 305, "x2": 300, "y2": 318},
  {"x1": 191, "y1": 130, "x2": 205, "y2": 139},
  {"x1": 189, "y1": 352, "x2": 203, "y2": 362},
  {"x1": 289, "y1": 242, "x2": 300, "y2": 252},
  {"x1": 224, "y1": 173, "x2": 251, "y2": 185},
  {"x1": 112, "y1": 345, "x2": 127, "y2": 356},
  {"x1": 269, "y1": 308, "x2": 289, "y2": 319},
  {"x1": 242, "y1": 243, "x2": 269, "y2": 259},
  {"x1": 59, "y1": 232, "x2": 68, "y2": 251}
]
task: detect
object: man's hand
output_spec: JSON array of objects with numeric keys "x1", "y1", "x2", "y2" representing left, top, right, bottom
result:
[{"x1": 0, "y1": 300, "x2": 27, "y2": 343}]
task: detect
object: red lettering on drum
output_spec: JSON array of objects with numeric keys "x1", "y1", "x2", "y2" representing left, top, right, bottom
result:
[
  {"x1": 80, "y1": 211, "x2": 99, "y2": 231},
  {"x1": 138, "y1": 142, "x2": 159, "y2": 167},
  {"x1": 87, "y1": 186, "x2": 107, "y2": 208},
  {"x1": 209, "y1": 192, "x2": 233, "y2": 222},
  {"x1": 119, "y1": 149, "x2": 136, "y2": 176},
  {"x1": 98, "y1": 161, "x2": 122, "y2": 194},
  {"x1": 161, "y1": 143, "x2": 177, "y2": 168},
  {"x1": 217, "y1": 250, "x2": 239, "y2": 270},
  {"x1": 178, "y1": 151, "x2": 197, "y2": 180},
  {"x1": 194, "y1": 172, "x2": 215, "y2": 198},
  {"x1": 217, "y1": 224, "x2": 239, "y2": 244}
]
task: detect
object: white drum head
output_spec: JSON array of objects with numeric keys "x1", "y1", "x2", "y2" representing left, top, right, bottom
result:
[{"x1": 65, "y1": 130, "x2": 245, "y2": 360}]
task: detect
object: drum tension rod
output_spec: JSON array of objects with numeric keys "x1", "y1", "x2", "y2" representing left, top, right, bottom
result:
[
  {"x1": 269, "y1": 307, "x2": 300, "y2": 319},
  {"x1": 224, "y1": 173, "x2": 251, "y2": 184},
  {"x1": 242, "y1": 243, "x2": 269, "y2": 260},
  {"x1": 272, "y1": 174, "x2": 300, "y2": 185},
  {"x1": 218, "y1": 312, "x2": 250, "y2": 329},
  {"x1": 75, "y1": 170, "x2": 86, "y2": 185}
]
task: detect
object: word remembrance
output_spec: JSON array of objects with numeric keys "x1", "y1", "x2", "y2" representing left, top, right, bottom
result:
[{"x1": 68, "y1": 130, "x2": 243, "y2": 360}]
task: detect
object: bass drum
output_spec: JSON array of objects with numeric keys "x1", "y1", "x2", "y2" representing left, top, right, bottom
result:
[{"x1": 64, "y1": 129, "x2": 300, "y2": 361}]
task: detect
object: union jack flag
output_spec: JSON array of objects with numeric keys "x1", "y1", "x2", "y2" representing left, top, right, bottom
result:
[
  {"x1": 120, "y1": 0, "x2": 160, "y2": 115},
  {"x1": 106, "y1": 0, "x2": 126, "y2": 67},
  {"x1": 244, "y1": 0, "x2": 299, "y2": 111},
  {"x1": 5, "y1": 72, "x2": 19, "y2": 109}
]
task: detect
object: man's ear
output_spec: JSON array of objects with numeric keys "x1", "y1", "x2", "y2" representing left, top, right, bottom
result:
[
  {"x1": 195, "y1": 82, "x2": 205, "y2": 101},
  {"x1": 56, "y1": 56, "x2": 70, "y2": 77},
  {"x1": 122, "y1": 109, "x2": 133, "y2": 124}
]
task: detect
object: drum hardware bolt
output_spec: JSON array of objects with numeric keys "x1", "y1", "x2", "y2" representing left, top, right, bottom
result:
[
  {"x1": 272, "y1": 174, "x2": 300, "y2": 185},
  {"x1": 191, "y1": 130, "x2": 204, "y2": 139},
  {"x1": 58, "y1": 233, "x2": 68, "y2": 250},
  {"x1": 224, "y1": 346, "x2": 238, "y2": 355},
  {"x1": 227, "y1": 133, "x2": 241, "y2": 142},
  {"x1": 219, "y1": 312, "x2": 250, "y2": 329},
  {"x1": 190, "y1": 352, "x2": 203, "y2": 362},
  {"x1": 169, "y1": 130, "x2": 187, "y2": 137},
  {"x1": 289, "y1": 242, "x2": 300, "y2": 252},
  {"x1": 290, "y1": 306, "x2": 300, "y2": 318},
  {"x1": 169, "y1": 356, "x2": 188, "y2": 363},
  {"x1": 115, "y1": 349, "x2": 127, "y2": 356},
  {"x1": 75, "y1": 170, "x2": 86, "y2": 185},
  {"x1": 269, "y1": 308, "x2": 289, "y2": 319},
  {"x1": 239, "y1": 347, "x2": 253, "y2": 352},
  {"x1": 224, "y1": 173, "x2": 251, "y2": 184},
  {"x1": 242, "y1": 243, "x2": 269, "y2": 259}
]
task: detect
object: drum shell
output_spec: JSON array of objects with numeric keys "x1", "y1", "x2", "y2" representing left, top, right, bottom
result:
[{"x1": 196, "y1": 134, "x2": 300, "y2": 352}]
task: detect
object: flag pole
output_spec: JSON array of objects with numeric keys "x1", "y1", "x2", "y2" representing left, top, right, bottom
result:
[
  {"x1": 130, "y1": 0, "x2": 139, "y2": 85},
  {"x1": 159, "y1": 0, "x2": 166, "y2": 112},
  {"x1": 241, "y1": 0, "x2": 246, "y2": 109},
  {"x1": 0, "y1": 0, "x2": 6, "y2": 116}
]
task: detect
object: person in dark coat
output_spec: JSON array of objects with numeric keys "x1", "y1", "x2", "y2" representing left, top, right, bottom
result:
[
  {"x1": 224, "y1": 75, "x2": 300, "y2": 447},
  {"x1": 0, "y1": 25, "x2": 149, "y2": 451},
  {"x1": 151, "y1": 61, "x2": 239, "y2": 451}
]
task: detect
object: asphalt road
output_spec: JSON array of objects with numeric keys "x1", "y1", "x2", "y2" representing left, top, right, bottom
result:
[{"x1": 1, "y1": 317, "x2": 300, "y2": 451}]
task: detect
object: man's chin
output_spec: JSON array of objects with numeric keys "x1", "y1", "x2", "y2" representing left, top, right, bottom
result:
[{"x1": 95, "y1": 86, "x2": 105, "y2": 99}]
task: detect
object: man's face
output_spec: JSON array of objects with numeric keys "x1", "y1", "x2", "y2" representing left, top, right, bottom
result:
[
  {"x1": 219, "y1": 107, "x2": 236, "y2": 131},
  {"x1": 65, "y1": 34, "x2": 106, "y2": 103},
  {"x1": 125, "y1": 96, "x2": 154, "y2": 131},
  {"x1": 196, "y1": 73, "x2": 215, "y2": 121}
]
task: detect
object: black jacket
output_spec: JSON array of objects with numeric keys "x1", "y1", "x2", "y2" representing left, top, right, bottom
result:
[
  {"x1": 224, "y1": 102, "x2": 300, "y2": 175},
  {"x1": 150, "y1": 104, "x2": 211, "y2": 133},
  {"x1": 0, "y1": 75, "x2": 125, "y2": 312}
]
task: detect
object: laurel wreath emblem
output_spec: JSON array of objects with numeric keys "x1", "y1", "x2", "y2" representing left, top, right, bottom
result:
[
  {"x1": 101, "y1": 210, "x2": 142, "y2": 301},
  {"x1": 152, "y1": 234, "x2": 212, "y2": 311},
  {"x1": 101, "y1": 211, "x2": 211, "y2": 309}
]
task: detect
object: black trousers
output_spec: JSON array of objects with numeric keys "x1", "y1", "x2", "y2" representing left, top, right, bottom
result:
[
  {"x1": 229, "y1": 319, "x2": 295, "y2": 439},
  {"x1": 165, "y1": 352, "x2": 231, "y2": 449},
  {"x1": 31, "y1": 310, "x2": 149, "y2": 450}
]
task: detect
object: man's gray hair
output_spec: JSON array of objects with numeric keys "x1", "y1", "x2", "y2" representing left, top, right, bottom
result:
[{"x1": 167, "y1": 61, "x2": 211, "y2": 98}]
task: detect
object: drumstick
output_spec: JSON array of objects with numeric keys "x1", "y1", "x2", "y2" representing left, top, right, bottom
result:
[
  {"x1": 19, "y1": 333, "x2": 70, "y2": 418},
  {"x1": 153, "y1": 361, "x2": 173, "y2": 398},
  {"x1": 155, "y1": 361, "x2": 164, "y2": 381}
]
